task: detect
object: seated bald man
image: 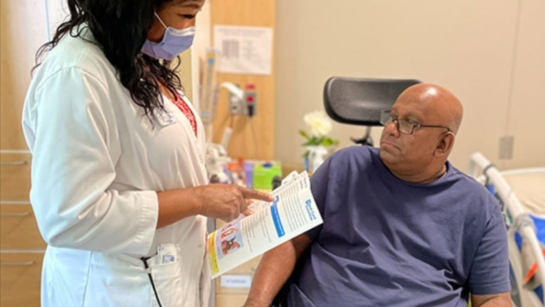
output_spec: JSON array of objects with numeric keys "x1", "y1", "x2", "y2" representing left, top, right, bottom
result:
[{"x1": 244, "y1": 84, "x2": 511, "y2": 307}]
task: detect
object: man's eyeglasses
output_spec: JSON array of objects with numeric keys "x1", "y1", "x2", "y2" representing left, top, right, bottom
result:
[{"x1": 380, "y1": 110, "x2": 451, "y2": 135}]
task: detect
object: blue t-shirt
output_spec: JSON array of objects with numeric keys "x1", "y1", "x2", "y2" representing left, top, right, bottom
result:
[{"x1": 289, "y1": 146, "x2": 510, "y2": 307}]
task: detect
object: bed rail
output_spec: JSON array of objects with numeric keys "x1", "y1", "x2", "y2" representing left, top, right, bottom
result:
[{"x1": 469, "y1": 152, "x2": 545, "y2": 295}]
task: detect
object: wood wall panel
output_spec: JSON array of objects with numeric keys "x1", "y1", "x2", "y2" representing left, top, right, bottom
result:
[
  {"x1": 211, "y1": 0, "x2": 276, "y2": 160},
  {"x1": 0, "y1": 1, "x2": 48, "y2": 150}
]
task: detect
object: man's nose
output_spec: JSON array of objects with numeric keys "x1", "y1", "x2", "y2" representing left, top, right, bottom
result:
[{"x1": 383, "y1": 120, "x2": 400, "y2": 137}]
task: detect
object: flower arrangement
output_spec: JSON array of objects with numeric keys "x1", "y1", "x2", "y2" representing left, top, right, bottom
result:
[{"x1": 299, "y1": 110, "x2": 339, "y2": 158}]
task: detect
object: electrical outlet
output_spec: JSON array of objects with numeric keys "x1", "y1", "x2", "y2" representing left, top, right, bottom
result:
[
  {"x1": 228, "y1": 86, "x2": 242, "y2": 115},
  {"x1": 243, "y1": 84, "x2": 257, "y2": 117},
  {"x1": 499, "y1": 135, "x2": 514, "y2": 160}
]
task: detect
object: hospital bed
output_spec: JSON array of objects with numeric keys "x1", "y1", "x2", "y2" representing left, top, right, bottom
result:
[{"x1": 469, "y1": 152, "x2": 545, "y2": 307}]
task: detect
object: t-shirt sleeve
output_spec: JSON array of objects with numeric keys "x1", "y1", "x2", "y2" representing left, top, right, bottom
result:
[
  {"x1": 305, "y1": 157, "x2": 332, "y2": 241},
  {"x1": 468, "y1": 199, "x2": 511, "y2": 295}
]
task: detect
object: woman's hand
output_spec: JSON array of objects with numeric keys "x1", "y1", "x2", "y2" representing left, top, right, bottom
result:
[
  {"x1": 195, "y1": 184, "x2": 273, "y2": 222},
  {"x1": 157, "y1": 184, "x2": 273, "y2": 228}
]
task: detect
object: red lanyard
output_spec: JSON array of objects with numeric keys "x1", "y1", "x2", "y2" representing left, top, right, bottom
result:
[{"x1": 171, "y1": 93, "x2": 197, "y2": 136}]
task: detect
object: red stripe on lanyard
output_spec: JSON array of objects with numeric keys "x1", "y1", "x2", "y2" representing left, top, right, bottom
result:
[{"x1": 171, "y1": 93, "x2": 197, "y2": 136}]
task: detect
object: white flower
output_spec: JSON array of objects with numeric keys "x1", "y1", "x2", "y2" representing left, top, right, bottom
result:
[{"x1": 304, "y1": 110, "x2": 332, "y2": 138}]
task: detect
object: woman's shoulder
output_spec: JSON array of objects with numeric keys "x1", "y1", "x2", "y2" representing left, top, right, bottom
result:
[{"x1": 36, "y1": 27, "x2": 116, "y2": 84}]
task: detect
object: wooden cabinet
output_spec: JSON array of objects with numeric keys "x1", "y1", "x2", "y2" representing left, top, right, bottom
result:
[
  {"x1": 0, "y1": 157, "x2": 45, "y2": 306},
  {"x1": 0, "y1": 167, "x2": 46, "y2": 307},
  {"x1": 1, "y1": 204, "x2": 46, "y2": 250},
  {"x1": 0, "y1": 252, "x2": 44, "y2": 307},
  {"x1": 1, "y1": 1, "x2": 48, "y2": 306},
  {"x1": 216, "y1": 294, "x2": 249, "y2": 307},
  {"x1": 0, "y1": 153, "x2": 32, "y2": 202}
]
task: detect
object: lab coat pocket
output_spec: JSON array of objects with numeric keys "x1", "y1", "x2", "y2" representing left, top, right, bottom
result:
[{"x1": 149, "y1": 251, "x2": 185, "y2": 307}]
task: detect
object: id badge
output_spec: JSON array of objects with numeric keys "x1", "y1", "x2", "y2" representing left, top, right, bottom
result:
[
  {"x1": 155, "y1": 110, "x2": 176, "y2": 127},
  {"x1": 157, "y1": 243, "x2": 179, "y2": 265}
]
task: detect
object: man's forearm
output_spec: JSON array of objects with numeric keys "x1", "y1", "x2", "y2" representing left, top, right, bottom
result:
[
  {"x1": 477, "y1": 298, "x2": 512, "y2": 307},
  {"x1": 244, "y1": 241, "x2": 299, "y2": 307},
  {"x1": 472, "y1": 292, "x2": 512, "y2": 307},
  {"x1": 244, "y1": 234, "x2": 312, "y2": 307}
]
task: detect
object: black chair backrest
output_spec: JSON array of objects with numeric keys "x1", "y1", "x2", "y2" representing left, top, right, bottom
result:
[{"x1": 323, "y1": 77, "x2": 421, "y2": 126}]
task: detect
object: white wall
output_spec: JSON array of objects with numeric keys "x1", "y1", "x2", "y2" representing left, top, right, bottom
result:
[
  {"x1": 274, "y1": 0, "x2": 545, "y2": 171},
  {"x1": 45, "y1": 0, "x2": 67, "y2": 40}
]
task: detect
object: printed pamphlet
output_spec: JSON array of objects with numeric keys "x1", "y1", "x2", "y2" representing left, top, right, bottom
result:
[{"x1": 206, "y1": 171, "x2": 322, "y2": 279}]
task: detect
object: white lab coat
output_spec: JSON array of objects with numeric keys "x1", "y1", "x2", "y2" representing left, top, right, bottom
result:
[{"x1": 22, "y1": 26, "x2": 210, "y2": 307}]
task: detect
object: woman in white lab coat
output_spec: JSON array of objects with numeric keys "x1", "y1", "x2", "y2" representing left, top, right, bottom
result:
[{"x1": 22, "y1": 0, "x2": 273, "y2": 306}]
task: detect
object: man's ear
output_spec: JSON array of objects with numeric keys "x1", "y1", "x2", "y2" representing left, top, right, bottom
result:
[{"x1": 434, "y1": 133, "x2": 455, "y2": 157}]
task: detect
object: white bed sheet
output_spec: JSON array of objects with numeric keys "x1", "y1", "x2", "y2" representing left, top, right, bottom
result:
[{"x1": 502, "y1": 169, "x2": 545, "y2": 216}]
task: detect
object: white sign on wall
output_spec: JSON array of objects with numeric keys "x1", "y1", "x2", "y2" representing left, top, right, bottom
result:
[
  {"x1": 219, "y1": 275, "x2": 252, "y2": 288},
  {"x1": 214, "y1": 25, "x2": 273, "y2": 75}
]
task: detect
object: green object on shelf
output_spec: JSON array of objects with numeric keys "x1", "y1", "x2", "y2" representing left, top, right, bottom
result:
[{"x1": 252, "y1": 162, "x2": 282, "y2": 190}]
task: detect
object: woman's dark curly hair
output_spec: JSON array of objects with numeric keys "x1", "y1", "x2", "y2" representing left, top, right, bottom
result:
[{"x1": 35, "y1": 0, "x2": 183, "y2": 117}]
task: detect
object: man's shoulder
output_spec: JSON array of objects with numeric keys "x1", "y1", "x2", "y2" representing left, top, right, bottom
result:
[
  {"x1": 324, "y1": 146, "x2": 381, "y2": 176},
  {"x1": 332, "y1": 145, "x2": 378, "y2": 162},
  {"x1": 448, "y1": 164, "x2": 488, "y2": 192},
  {"x1": 446, "y1": 164, "x2": 500, "y2": 213}
]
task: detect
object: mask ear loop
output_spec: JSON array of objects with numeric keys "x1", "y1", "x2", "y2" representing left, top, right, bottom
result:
[{"x1": 154, "y1": 12, "x2": 169, "y2": 30}]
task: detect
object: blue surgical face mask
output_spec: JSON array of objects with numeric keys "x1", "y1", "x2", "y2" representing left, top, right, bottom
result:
[{"x1": 141, "y1": 13, "x2": 196, "y2": 61}]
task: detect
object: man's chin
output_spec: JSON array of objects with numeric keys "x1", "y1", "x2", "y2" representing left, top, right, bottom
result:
[
  {"x1": 380, "y1": 143, "x2": 397, "y2": 154},
  {"x1": 379, "y1": 146, "x2": 398, "y2": 162},
  {"x1": 379, "y1": 147, "x2": 390, "y2": 159}
]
